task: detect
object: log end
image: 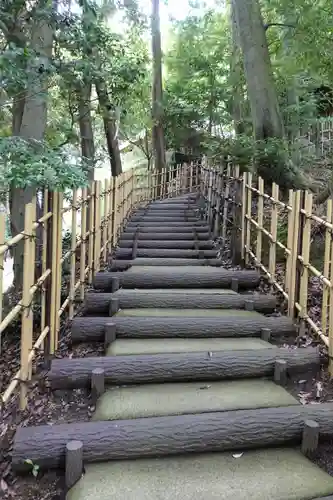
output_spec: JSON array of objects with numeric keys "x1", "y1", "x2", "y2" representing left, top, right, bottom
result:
[
  {"x1": 109, "y1": 298, "x2": 120, "y2": 316},
  {"x1": 91, "y1": 368, "x2": 105, "y2": 404},
  {"x1": 66, "y1": 440, "x2": 83, "y2": 489},
  {"x1": 274, "y1": 359, "x2": 287, "y2": 386},
  {"x1": 301, "y1": 420, "x2": 319, "y2": 456},
  {"x1": 105, "y1": 322, "x2": 117, "y2": 349}
]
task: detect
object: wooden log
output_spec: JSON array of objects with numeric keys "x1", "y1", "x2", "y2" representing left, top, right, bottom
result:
[
  {"x1": 12, "y1": 402, "x2": 333, "y2": 471},
  {"x1": 108, "y1": 258, "x2": 224, "y2": 270},
  {"x1": 84, "y1": 291, "x2": 277, "y2": 315},
  {"x1": 91, "y1": 368, "x2": 105, "y2": 404},
  {"x1": 129, "y1": 216, "x2": 200, "y2": 223},
  {"x1": 274, "y1": 359, "x2": 287, "y2": 386},
  {"x1": 131, "y1": 228, "x2": 140, "y2": 259},
  {"x1": 94, "y1": 268, "x2": 259, "y2": 290},
  {"x1": 124, "y1": 225, "x2": 210, "y2": 233},
  {"x1": 261, "y1": 328, "x2": 271, "y2": 342},
  {"x1": 48, "y1": 347, "x2": 320, "y2": 390},
  {"x1": 109, "y1": 298, "x2": 119, "y2": 316},
  {"x1": 126, "y1": 221, "x2": 207, "y2": 227},
  {"x1": 104, "y1": 322, "x2": 116, "y2": 348},
  {"x1": 71, "y1": 315, "x2": 296, "y2": 343},
  {"x1": 65, "y1": 440, "x2": 83, "y2": 489},
  {"x1": 120, "y1": 232, "x2": 211, "y2": 241},
  {"x1": 117, "y1": 239, "x2": 214, "y2": 250},
  {"x1": 115, "y1": 248, "x2": 218, "y2": 259},
  {"x1": 133, "y1": 204, "x2": 198, "y2": 210}
]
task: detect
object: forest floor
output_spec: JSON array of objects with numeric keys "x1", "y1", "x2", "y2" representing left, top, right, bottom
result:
[{"x1": 1, "y1": 221, "x2": 333, "y2": 499}]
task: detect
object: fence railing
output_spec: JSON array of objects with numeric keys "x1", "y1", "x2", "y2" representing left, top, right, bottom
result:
[
  {"x1": 201, "y1": 164, "x2": 333, "y2": 373},
  {"x1": 0, "y1": 164, "x2": 200, "y2": 409}
]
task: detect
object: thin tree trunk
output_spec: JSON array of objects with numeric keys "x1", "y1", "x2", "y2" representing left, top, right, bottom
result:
[
  {"x1": 95, "y1": 81, "x2": 122, "y2": 177},
  {"x1": 151, "y1": 0, "x2": 166, "y2": 182},
  {"x1": 230, "y1": 0, "x2": 245, "y2": 135},
  {"x1": 77, "y1": 81, "x2": 95, "y2": 182}
]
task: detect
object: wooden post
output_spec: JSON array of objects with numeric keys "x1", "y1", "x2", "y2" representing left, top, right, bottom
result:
[
  {"x1": 94, "y1": 181, "x2": 102, "y2": 273},
  {"x1": 241, "y1": 170, "x2": 246, "y2": 261},
  {"x1": 65, "y1": 440, "x2": 83, "y2": 489},
  {"x1": 288, "y1": 191, "x2": 301, "y2": 317},
  {"x1": 20, "y1": 203, "x2": 34, "y2": 409},
  {"x1": 50, "y1": 192, "x2": 59, "y2": 355},
  {"x1": 245, "y1": 172, "x2": 252, "y2": 266},
  {"x1": 105, "y1": 322, "x2": 116, "y2": 349},
  {"x1": 269, "y1": 183, "x2": 279, "y2": 284},
  {"x1": 301, "y1": 420, "x2": 319, "y2": 456},
  {"x1": 256, "y1": 177, "x2": 264, "y2": 265},
  {"x1": 108, "y1": 178, "x2": 113, "y2": 254},
  {"x1": 231, "y1": 277, "x2": 239, "y2": 292},
  {"x1": 274, "y1": 359, "x2": 287, "y2": 386},
  {"x1": 299, "y1": 192, "x2": 313, "y2": 335},
  {"x1": 69, "y1": 190, "x2": 77, "y2": 320},
  {"x1": 113, "y1": 176, "x2": 118, "y2": 248},
  {"x1": 91, "y1": 368, "x2": 105, "y2": 404},
  {"x1": 80, "y1": 188, "x2": 87, "y2": 302},
  {"x1": 285, "y1": 190, "x2": 294, "y2": 313},
  {"x1": 103, "y1": 179, "x2": 109, "y2": 264},
  {"x1": 111, "y1": 276, "x2": 120, "y2": 293},
  {"x1": 109, "y1": 297, "x2": 119, "y2": 316},
  {"x1": 261, "y1": 328, "x2": 271, "y2": 342},
  {"x1": 328, "y1": 207, "x2": 333, "y2": 376},
  {"x1": 244, "y1": 300, "x2": 254, "y2": 311},
  {"x1": 0, "y1": 213, "x2": 5, "y2": 353},
  {"x1": 54, "y1": 192, "x2": 63, "y2": 348}
]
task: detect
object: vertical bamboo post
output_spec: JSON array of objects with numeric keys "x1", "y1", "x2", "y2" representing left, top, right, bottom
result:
[
  {"x1": 299, "y1": 191, "x2": 313, "y2": 334},
  {"x1": 94, "y1": 181, "x2": 101, "y2": 273},
  {"x1": 285, "y1": 190, "x2": 294, "y2": 307},
  {"x1": 288, "y1": 190, "x2": 301, "y2": 317},
  {"x1": 69, "y1": 190, "x2": 77, "y2": 320},
  {"x1": 322, "y1": 199, "x2": 333, "y2": 334},
  {"x1": 256, "y1": 177, "x2": 264, "y2": 265},
  {"x1": 40, "y1": 190, "x2": 48, "y2": 349},
  {"x1": 112, "y1": 176, "x2": 118, "y2": 248},
  {"x1": 103, "y1": 179, "x2": 109, "y2": 263},
  {"x1": 50, "y1": 192, "x2": 59, "y2": 354},
  {"x1": 329, "y1": 213, "x2": 333, "y2": 375},
  {"x1": 80, "y1": 188, "x2": 87, "y2": 302},
  {"x1": 20, "y1": 203, "x2": 34, "y2": 409},
  {"x1": 108, "y1": 178, "x2": 113, "y2": 254},
  {"x1": 0, "y1": 213, "x2": 5, "y2": 353},
  {"x1": 241, "y1": 170, "x2": 246, "y2": 261},
  {"x1": 269, "y1": 183, "x2": 279, "y2": 283},
  {"x1": 245, "y1": 172, "x2": 252, "y2": 265},
  {"x1": 88, "y1": 182, "x2": 95, "y2": 284},
  {"x1": 54, "y1": 192, "x2": 63, "y2": 348},
  {"x1": 222, "y1": 164, "x2": 231, "y2": 240}
]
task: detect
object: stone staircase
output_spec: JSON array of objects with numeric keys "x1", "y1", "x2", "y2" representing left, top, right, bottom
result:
[{"x1": 12, "y1": 193, "x2": 333, "y2": 500}]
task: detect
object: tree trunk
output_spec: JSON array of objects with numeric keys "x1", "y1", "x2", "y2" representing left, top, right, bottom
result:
[
  {"x1": 95, "y1": 81, "x2": 122, "y2": 177},
  {"x1": 232, "y1": 0, "x2": 284, "y2": 140},
  {"x1": 48, "y1": 347, "x2": 319, "y2": 389},
  {"x1": 71, "y1": 314, "x2": 295, "y2": 343},
  {"x1": 13, "y1": 402, "x2": 333, "y2": 470},
  {"x1": 230, "y1": 0, "x2": 245, "y2": 134},
  {"x1": 10, "y1": 12, "x2": 53, "y2": 289},
  {"x1": 77, "y1": 81, "x2": 95, "y2": 182},
  {"x1": 151, "y1": 0, "x2": 166, "y2": 184}
]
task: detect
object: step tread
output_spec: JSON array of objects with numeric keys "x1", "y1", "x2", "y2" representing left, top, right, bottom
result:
[
  {"x1": 115, "y1": 308, "x2": 262, "y2": 317},
  {"x1": 115, "y1": 288, "x2": 238, "y2": 295},
  {"x1": 106, "y1": 337, "x2": 272, "y2": 356},
  {"x1": 67, "y1": 448, "x2": 333, "y2": 500},
  {"x1": 92, "y1": 379, "x2": 298, "y2": 421}
]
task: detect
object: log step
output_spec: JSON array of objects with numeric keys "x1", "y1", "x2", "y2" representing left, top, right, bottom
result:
[
  {"x1": 108, "y1": 258, "x2": 224, "y2": 270},
  {"x1": 84, "y1": 290, "x2": 276, "y2": 315},
  {"x1": 115, "y1": 309, "x2": 262, "y2": 317},
  {"x1": 66, "y1": 449, "x2": 333, "y2": 500},
  {"x1": 120, "y1": 232, "x2": 211, "y2": 240},
  {"x1": 106, "y1": 337, "x2": 272, "y2": 356},
  {"x1": 94, "y1": 267, "x2": 259, "y2": 290},
  {"x1": 126, "y1": 221, "x2": 207, "y2": 227},
  {"x1": 129, "y1": 216, "x2": 201, "y2": 223},
  {"x1": 12, "y1": 403, "x2": 333, "y2": 470},
  {"x1": 123, "y1": 226, "x2": 210, "y2": 233},
  {"x1": 117, "y1": 240, "x2": 214, "y2": 249},
  {"x1": 48, "y1": 347, "x2": 319, "y2": 389},
  {"x1": 71, "y1": 314, "x2": 296, "y2": 343},
  {"x1": 115, "y1": 248, "x2": 218, "y2": 259},
  {"x1": 92, "y1": 379, "x2": 298, "y2": 421}
]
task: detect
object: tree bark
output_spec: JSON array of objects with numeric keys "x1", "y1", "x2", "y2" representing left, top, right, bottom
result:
[
  {"x1": 109, "y1": 258, "x2": 223, "y2": 270},
  {"x1": 95, "y1": 81, "x2": 122, "y2": 177},
  {"x1": 13, "y1": 402, "x2": 333, "y2": 471},
  {"x1": 71, "y1": 315, "x2": 295, "y2": 343},
  {"x1": 77, "y1": 81, "x2": 95, "y2": 182},
  {"x1": 93, "y1": 268, "x2": 260, "y2": 290},
  {"x1": 84, "y1": 291, "x2": 277, "y2": 315},
  {"x1": 151, "y1": 0, "x2": 166, "y2": 182},
  {"x1": 48, "y1": 347, "x2": 319, "y2": 389},
  {"x1": 232, "y1": 0, "x2": 284, "y2": 140},
  {"x1": 230, "y1": 2, "x2": 245, "y2": 135}
]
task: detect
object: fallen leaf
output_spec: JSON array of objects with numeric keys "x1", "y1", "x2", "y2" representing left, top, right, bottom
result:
[{"x1": 232, "y1": 453, "x2": 243, "y2": 459}]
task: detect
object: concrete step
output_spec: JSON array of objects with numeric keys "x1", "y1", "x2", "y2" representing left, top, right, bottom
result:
[
  {"x1": 115, "y1": 308, "x2": 262, "y2": 317},
  {"x1": 106, "y1": 337, "x2": 272, "y2": 356},
  {"x1": 92, "y1": 379, "x2": 298, "y2": 421},
  {"x1": 67, "y1": 448, "x2": 333, "y2": 500}
]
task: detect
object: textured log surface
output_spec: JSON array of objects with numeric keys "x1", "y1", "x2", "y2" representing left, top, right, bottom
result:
[
  {"x1": 117, "y1": 239, "x2": 214, "y2": 250},
  {"x1": 12, "y1": 403, "x2": 333, "y2": 470},
  {"x1": 133, "y1": 204, "x2": 198, "y2": 211},
  {"x1": 115, "y1": 248, "x2": 218, "y2": 259},
  {"x1": 120, "y1": 232, "x2": 211, "y2": 241},
  {"x1": 48, "y1": 347, "x2": 320, "y2": 389},
  {"x1": 130, "y1": 216, "x2": 200, "y2": 223},
  {"x1": 94, "y1": 267, "x2": 259, "y2": 290},
  {"x1": 124, "y1": 225, "x2": 210, "y2": 233},
  {"x1": 126, "y1": 221, "x2": 207, "y2": 227},
  {"x1": 108, "y1": 258, "x2": 223, "y2": 270},
  {"x1": 71, "y1": 314, "x2": 295, "y2": 342},
  {"x1": 84, "y1": 291, "x2": 276, "y2": 314}
]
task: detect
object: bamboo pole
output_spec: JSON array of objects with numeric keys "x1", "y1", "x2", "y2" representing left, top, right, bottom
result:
[
  {"x1": 69, "y1": 190, "x2": 77, "y2": 320},
  {"x1": 322, "y1": 199, "x2": 333, "y2": 334},
  {"x1": 94, "y1": 181, "x2": 101, "y2": 273},
  {"x1": 20, "y1": 203, "x2": 34, "y2": 409},
  {"x1": 88, "y1": 182, "x2": 95, "y2": 284},
  {"x1": 55, "y1": 192, "x2": 63, "y2": 347},
  {"x1": 285, "y1": 190, "x2": 294, "y2": 308},
  {"x1": 288, "y1": 191, "x2": 301, "y2": 317},
  {"x1": 256, "y1": 177, "x2": 264, "y2": 264},
  {"x1": 50, "y1": 192, "x2": 59, "y2": 354},
  {"x1": 80, "y1": 188, "x2": 87, "y2": 302},
  {"x1": 0, "y1": 213, "x2": 5, "y2": 353},
  {"x1": 298, "y1": 192, "x2": 313, "y2": 333},
  {"x1": 269, "y1": 183, "x2": 279, "y2": 283},
  {"x1": 241, "y1": 171, "x2": 246, "y2": 261},
  {"x1": 245, "y1": 172, "x2": 252, "y2": 265}
]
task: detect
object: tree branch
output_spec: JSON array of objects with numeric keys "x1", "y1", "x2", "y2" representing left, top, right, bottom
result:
[{"x1": 264, "y1": 23, "x2": 296, "y2": 31}]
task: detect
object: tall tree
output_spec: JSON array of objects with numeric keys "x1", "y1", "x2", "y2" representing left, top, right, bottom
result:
[{"x1": 151, "y1": 0, "x2": 166, "y2": 174}]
